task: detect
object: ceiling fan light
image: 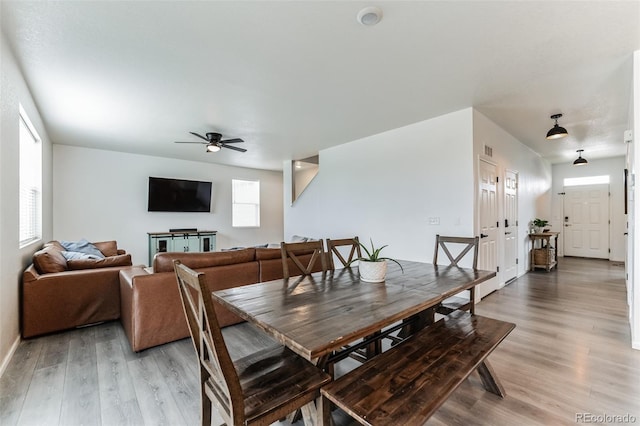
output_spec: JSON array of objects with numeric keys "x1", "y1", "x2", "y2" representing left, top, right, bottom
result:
[
  {"x1": 546, "y1": 113, "x2": 568, "y2": 140},
  {"x1": 573, "y1": 149, "x2": 588, "y2": 166},
  {"x1": 207, "y1": 144, "x2": 221, "y2": 153}
]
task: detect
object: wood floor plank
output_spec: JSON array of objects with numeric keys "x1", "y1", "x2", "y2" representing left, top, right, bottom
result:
[
  {"x1": 60, "y1": 329, "x2": 101, "y2": 426},
  {"x1": 151, "y1": 344, "x2": 200, "y2": 425},
  {"x1": 16, "y1": 364, "x2": 65, "y2": 425},
  {"x1": 127, "y1": 352, "x2": 185, "y2": 425},
  {"x1": 0, "y1": 338, "x2": 44, "y2": 426},
  {"x1": 96, "y1": 338, "x2": 144, "y2": 426}
]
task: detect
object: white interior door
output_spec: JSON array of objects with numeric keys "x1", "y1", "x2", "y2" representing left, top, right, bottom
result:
[
  {"x1": 503, "y1": 170, "x2": 518, "y2": 282},
  {"x1": 563, "y1": 184, "x2": 610, "y2": 259},
  {"x1": 478, "y1": 159, "x2": 499, "y2": 299}
]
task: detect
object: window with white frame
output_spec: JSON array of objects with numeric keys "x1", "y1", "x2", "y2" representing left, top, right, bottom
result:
[
  {"x1": 563, "y1": 175, "x2": 610, "y2": 187},
  {"x1": 19, "y1": 106, "x2": 42, "y2": 247},
  {"x1": 232, "y1": 179, "x2": 260, "y2": 227}
]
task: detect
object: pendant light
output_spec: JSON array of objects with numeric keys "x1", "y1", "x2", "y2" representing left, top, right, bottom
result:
[
  {"x1": 573, "y1": 149, "x2": 588, "y2": 166},
  {"x1": 546, "y1": 113, "x2": 568, "y2": 140}
]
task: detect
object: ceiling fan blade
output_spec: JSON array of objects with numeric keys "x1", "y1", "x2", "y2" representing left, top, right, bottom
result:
[
  {"x1": 222, "y1": 144, "x2": 247, "y2": 153},
  {"x1": 189, "y1": 132, "x2": 210, "y2": 142},
  {"x1": 175, "y1": 141, "x2": 207, "y2": 144},
  {"x1": 221, "y1": 138, "x2": 244, "y2": 144}
]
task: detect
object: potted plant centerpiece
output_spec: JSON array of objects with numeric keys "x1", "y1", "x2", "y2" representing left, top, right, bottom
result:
[
  {"x1": 349, "y1": 239, "x2": 403, "y2": 283},
  {"x1": 532, "y1": 218, "x2": 549, "y2": 234}
]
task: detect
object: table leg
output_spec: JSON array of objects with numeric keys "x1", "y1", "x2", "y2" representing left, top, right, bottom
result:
[
  {"x1": 476, "y1": 360, "x2": 506, "y2": 397},
  {"x1": 365, "y1": 330, "x2": 382, "y2": 358},
  {"x1": 301, "y1": 400, "x2": 319, "y2": 426}
]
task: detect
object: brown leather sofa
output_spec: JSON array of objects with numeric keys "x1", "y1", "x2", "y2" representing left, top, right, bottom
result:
[
  {"x1": 119, "y1": 247, "x2": 325, "y2": 352},
  {"x1": 22, "y1": 240, "x2": 135, "y2": 338}
]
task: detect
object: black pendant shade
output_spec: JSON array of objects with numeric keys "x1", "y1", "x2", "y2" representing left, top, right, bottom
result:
[
  {"x1": 573, "y1": 149, "x2": 588, "y2": 166},
  {"x1": 546, "y1": 113, "x2": 568, "y2": 140}
]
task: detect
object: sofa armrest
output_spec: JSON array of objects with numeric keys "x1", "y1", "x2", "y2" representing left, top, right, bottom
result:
[
  {"x1": 117, "y1": 249, "x2": 126, "y2": 255},
  {"x1": 119, "y1": 268, "x2": 190, "y2": 352},
  {"x1": 23, "y1": 264, "x2": 41, "y2": 283}
]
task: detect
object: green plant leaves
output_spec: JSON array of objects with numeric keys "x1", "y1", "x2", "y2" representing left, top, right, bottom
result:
[{"x1": 348, "y1": 238, "x2": 404, "y2": 272}]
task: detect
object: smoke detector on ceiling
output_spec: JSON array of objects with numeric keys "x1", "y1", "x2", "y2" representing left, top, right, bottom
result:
[{"x1": 357, "y1": 7, "x2": 383, "y2": 26}]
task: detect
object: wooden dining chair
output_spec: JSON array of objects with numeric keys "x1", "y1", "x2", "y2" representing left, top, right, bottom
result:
[
  {"x1": 325, "y1": 236, "x2": 387, "y2": 362},
  {"x1": 326, "y1": 237, "x2": 362, "y2": 270},
  {"x1": 174, "y1": 260, "x2": 331, "y2": 426},
  {"x1": 280, "y1": 240, "x2": 328, "y2": 280},
  {"x1": 433, "y1": 235, "x2": 480, "y2": 315}
]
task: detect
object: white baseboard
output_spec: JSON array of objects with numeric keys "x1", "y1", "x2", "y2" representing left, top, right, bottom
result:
[
  {"x1": 0, "y1": 335, "x2": 21, "y2": 378},
  {"x1": 633, "y1": 340, "x2": 640, "y2": 351}
]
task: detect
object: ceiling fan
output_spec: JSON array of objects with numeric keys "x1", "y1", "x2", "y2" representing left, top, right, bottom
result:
[{"x1": 175, "y1": 132, "x2": 247, "y2": 153}]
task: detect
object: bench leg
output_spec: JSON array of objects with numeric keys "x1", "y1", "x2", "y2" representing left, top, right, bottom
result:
[
  {"x1": 476, "y1": 360, "x2": 506, "y2": 398},
  {"x1": 318, "y1": 395, "x2": 333, "y2": 426}
]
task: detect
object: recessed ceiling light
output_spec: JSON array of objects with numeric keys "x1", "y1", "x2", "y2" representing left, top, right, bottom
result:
[{"x1": 357, "y1": 7, "x2": 383, "y2": 26}]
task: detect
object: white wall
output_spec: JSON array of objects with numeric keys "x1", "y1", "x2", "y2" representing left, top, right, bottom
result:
[
  {"x1": 473, "y1": 110, "x2": 552, "y2": 278},
  {"x1": 0, "y1": 33, "x2": 54, "y2": 374},
  {"x1": 631, "y1": 50, "x2": 640, "y2": 350},
  {"x1": 551, "y1": 157, "x2": 626, "y2": 262},
  {"x1": 284, "y1": 108, "x2": 552, "y2": 278},
  {"x1": 53, "y1": 145, "x2": 284, "y2": 265},
  {"x1": 284, "y1": 109, "x2": 476, "y2": 263}
]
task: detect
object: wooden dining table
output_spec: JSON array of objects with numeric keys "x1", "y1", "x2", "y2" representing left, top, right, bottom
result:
[{"x1": 212, "y1": 260, "x2": 496, "y2": 365}]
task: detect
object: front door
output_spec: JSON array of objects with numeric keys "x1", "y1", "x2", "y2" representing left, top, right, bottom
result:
[
  {"x1": 503, "y1": 170, "x2": 518, "y2": 282},
  {"x1": 563, "y1": 184, "x2": 610, "y2": 259},
  {"x1": 477, "y1": 159, "x2": 499, "y2": 299}
]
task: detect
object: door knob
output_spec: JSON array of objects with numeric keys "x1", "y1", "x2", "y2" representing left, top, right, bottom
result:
[
  {"x1": 505, "y1": 232, "x2": 512, "y2": 235},
  {"x1": 564, "y1": 224, "x2": 572, "y2": 227},
  {"x1": 480, "y1": 233, "x2": 489, "y2": 238}
]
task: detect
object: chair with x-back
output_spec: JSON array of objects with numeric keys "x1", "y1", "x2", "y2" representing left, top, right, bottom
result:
[
  {"x1": 280, "y1": 240, "x2": 328, "y2": 280},
  {"x1": 174, "y1": 260, "x2": 331, "y2": 426},
  {"x1": 433, "y1": 235, "x2": 480, "y2": 315},
  {"x1": 326, "y1": 237, "x2": 362, "y2": 271}
]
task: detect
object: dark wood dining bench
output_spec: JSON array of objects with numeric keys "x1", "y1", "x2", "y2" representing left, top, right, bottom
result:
[{"x1": 319, "y1": 311, "x2": 515, "y2": 425}]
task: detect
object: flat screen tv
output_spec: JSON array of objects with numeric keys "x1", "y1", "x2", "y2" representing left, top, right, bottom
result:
[{"x1": 147, "y1": 177, "x2": 212, "y2": 212}]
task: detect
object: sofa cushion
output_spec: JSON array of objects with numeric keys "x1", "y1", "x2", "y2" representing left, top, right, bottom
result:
[
  {"x1": 60, "y1": 238, "x2": 105, "y2": 258},
  {"x1": 153, "y1": 248, "x2": 257, "y2": 273},
  {"x1": 44, "y1": 241, "x2": 65, "y2": 251},
  {"x1": 67, "y1": 254, "x2": 132, "y2": 270},
  {"x1": 254, "y1": 247, "x2": 282, "y2": 260},
  {"x1": 33, "y1": 245, "x2": 68, "y2": 274},
  {"x1": 94, "y1": 240, "x2": 119, "y2": 257}
]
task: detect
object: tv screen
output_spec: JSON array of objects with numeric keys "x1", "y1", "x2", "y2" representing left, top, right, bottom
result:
[{"x1": 148, "y1": 177, "x2": 212, "y2": 212}]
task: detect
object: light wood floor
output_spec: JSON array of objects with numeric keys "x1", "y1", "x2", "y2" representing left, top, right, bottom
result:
[{"x1": 1, "y1": 257, "x2": 639, "y2": 425}]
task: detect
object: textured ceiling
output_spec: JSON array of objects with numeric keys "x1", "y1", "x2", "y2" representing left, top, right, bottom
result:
[{"x1": 2, "y1": 1, "x2": 639, "y2": 171}]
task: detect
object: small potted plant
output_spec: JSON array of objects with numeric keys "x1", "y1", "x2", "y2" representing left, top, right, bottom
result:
[
  {"x1": 349, "y1": 239, "x2": 404, "y2": 283},
  {"x1": 532, "y1": 218, "x2": 549, "y2": 233}
]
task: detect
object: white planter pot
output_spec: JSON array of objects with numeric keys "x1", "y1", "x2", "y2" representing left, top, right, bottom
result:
[{"x1": 358, "y1": 260, "x2": 387, "y2": 283}]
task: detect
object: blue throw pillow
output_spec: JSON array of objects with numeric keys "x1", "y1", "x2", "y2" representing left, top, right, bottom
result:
[
  {"x1": 61, "y1": 251, "x2": 103, "y2": 261},
  {"x1": 60, "y1": 238, "x2": 105, "y2": 258}
]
